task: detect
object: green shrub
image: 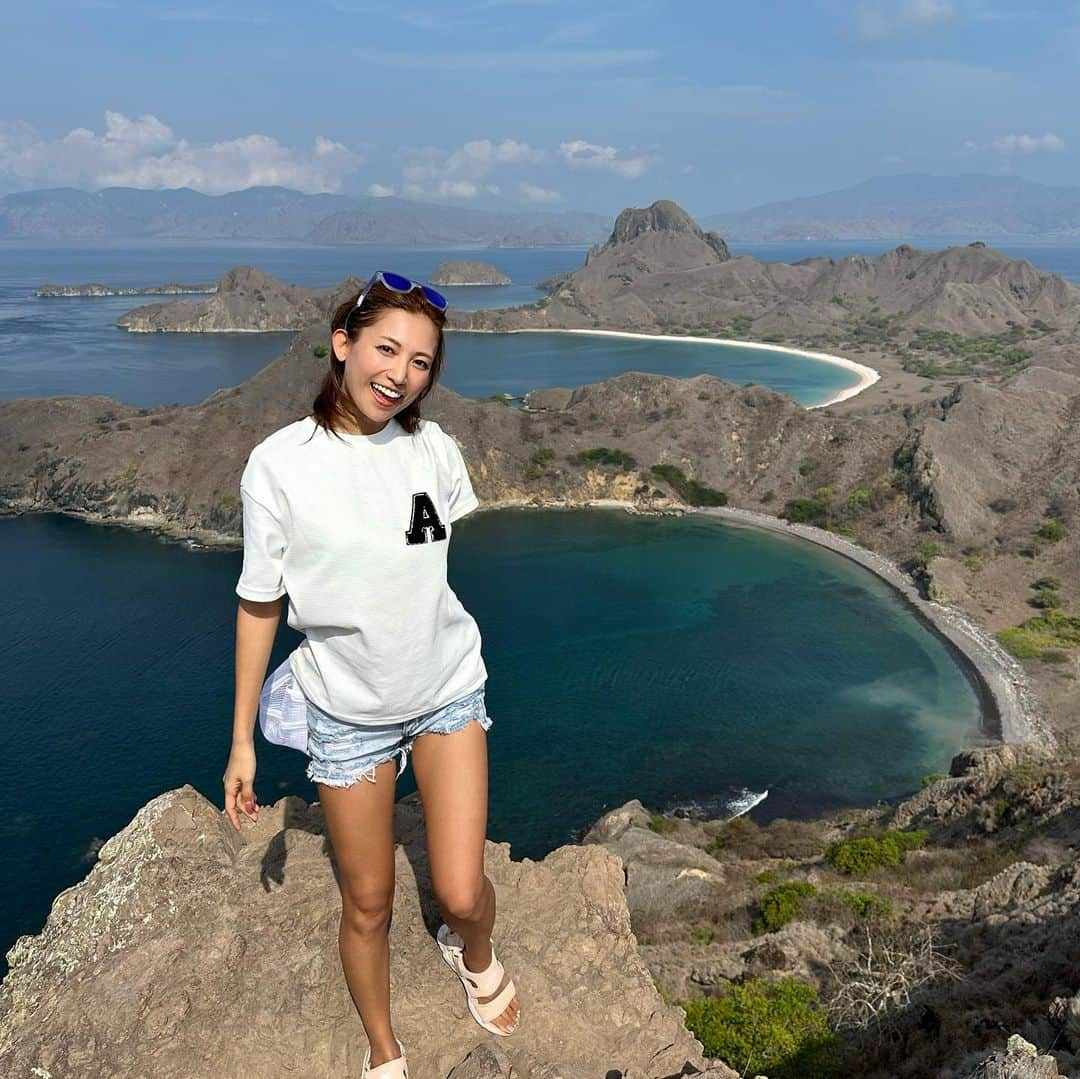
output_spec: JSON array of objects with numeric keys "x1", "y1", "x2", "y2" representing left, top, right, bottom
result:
[
  {"x1": 647, "y1": 813, "x2": 676, "y2": 834},
  {"x1": 530, "y1": 447, "x2": 555, "y2": 468},
  {"x1": 755, "y1": 882, "x2": 819, "y2": 933},
  {"x1": 1003, "y1": 761, "x2": 1043, "y2": 794},
  {"x1": 912, "y1": 540, "x2": 943, "y2": 570},
  {"x1": 1032, "y1": 576, "x2": 1062, "y2": 591},
  {"x1": 312, "y1": 344, "x2": 329, "y2": 358},
  {"x1": 572, "y1": 447, "x2": 637, "y2": 468},
  {"x1": 824, "y1": 829, "x2": 928, "y2": 876},
  {"x1": 691, "y1": 925, "x2": 716, "y2": 945},
  {"x1": 798, "y1": 460, "x2": 818, "y2": 477},
  {"x1": 752, "y1": 866, "x2": 796, "y2": 886},
  {"x1": 845, "y1": 487, "x2": 871, "y2": 511},
  {"x1": 997, "y1": 607, "x2": 1080, "y2": 659},
  {"x1": 921, "y1": 773, "x2": 948, "y2": 789},
  {"x1": 650, "y1": 463, "x2": 727, "y2": 506},
  {"x1": 834, "y1": 889, "x2": 894, "y2": 921},
  {"x1": 679, "y1": 978, "x2": 842, "y2": 1079},
  {"x1": 781, "y1": 497, "x2": 830, "y2": 528},
  {"x1": 1035, "y1": 520, "x2": 1065, "y2": 543}
]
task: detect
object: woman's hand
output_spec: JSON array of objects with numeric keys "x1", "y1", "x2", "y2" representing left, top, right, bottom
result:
[{"x1": 223, "y1": 742, "x2": 260, "y2": 830}]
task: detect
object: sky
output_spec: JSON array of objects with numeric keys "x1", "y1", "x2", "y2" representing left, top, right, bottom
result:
[{"x1": 1, "y1": 0, "x2": 1078, "y2": 217}]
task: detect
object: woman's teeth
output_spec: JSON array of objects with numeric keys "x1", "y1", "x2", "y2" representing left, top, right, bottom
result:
[{"x1": 371, "y1": 381, "x2": 402, "y2": 405}]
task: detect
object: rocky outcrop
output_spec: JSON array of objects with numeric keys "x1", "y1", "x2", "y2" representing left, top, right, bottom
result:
[
  {"x1": 584, "y1": 744, "x2": 1080, "y2": 1078},
  {"x1": 115, "y1": 265, "x2": 337, "y2": 332},
  {"x1": 903, "y1": 367, "x2": 1080, "y2": 545},
  {"x1": 5, "y1": 743, "x2": 1075, "y2": 1077},
  {"x1": 0, "y1": 786, "x2": 721, "y2": 1078},
  {"x1": 591, "y1": 199, "x2": 732, "y2": 263},
  {"x1": 431, "y1": 261, "x2": 511, "y2": 286},
  {"x1": 451, "y1": 200, "x2": 1080, "y2": 344}
]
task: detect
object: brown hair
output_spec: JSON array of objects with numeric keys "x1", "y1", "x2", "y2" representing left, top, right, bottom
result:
[{"x1": 311, "y1": 278, "x2": 447, "y2": 440}]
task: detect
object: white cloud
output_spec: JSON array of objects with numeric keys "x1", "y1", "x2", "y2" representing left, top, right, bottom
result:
[
  {"x1": 368, "y1": 183, "x2": 395, "y2": 197},
  {"x1": 558, "y1": 139, "x2": 651, "y2": 178},
  {"x1": 401, "y1": 138, "x2": 544, "y2": 200},
  {"x1": 0, "y1": 111, "x2": 361, "y2": 194},
  {"x1": 992, "y1": 132, "x2": 1065, "y2": 154},
  {"x1": 519, "y1": 181, "x2": 560, "y2": 202},
  {"x1": 856, "y1": 0, "x2": 955, "y2": 40}
]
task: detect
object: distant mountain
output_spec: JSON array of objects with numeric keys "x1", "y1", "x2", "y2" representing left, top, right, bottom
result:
[
  {"x1": 702, "y1": 174, "x2": 1080, "y2": 240},
  {"x1": 0, "y1": 185, "x2": 610, "y2": 245}
]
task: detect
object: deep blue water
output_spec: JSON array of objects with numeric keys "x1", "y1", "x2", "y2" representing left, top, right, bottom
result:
[{"x1": 0, "y1": 507, "x2": 988, "y2": 979}]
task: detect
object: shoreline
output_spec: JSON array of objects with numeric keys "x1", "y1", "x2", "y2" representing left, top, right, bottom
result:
[
  {"x1": 462, "y1": 495, "x2": 1053, "y2": 755},
  {"x1": 449, "y1": 326, "x2": 881, "y2": 409}
]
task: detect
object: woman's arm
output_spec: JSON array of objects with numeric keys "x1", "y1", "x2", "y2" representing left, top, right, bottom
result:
[
  {"x1": 232, "y1": 596, "x2": 281, "y2": 748},
  {"x1": 222, "y1": 596, "x2": 280, "y2": 830}
]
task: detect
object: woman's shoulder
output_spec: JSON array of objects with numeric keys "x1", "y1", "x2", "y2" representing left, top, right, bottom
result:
[{"x1": 249, "y1": 415, "x2": 318, "y2": 458}]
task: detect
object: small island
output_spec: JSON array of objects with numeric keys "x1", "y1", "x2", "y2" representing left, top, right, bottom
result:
[
  {"x1": 36, "y1": 282, "x2": 216, "y2": 298},
  {"x1": 429, "y1": 260, "x2": 511, "y2": 286}
]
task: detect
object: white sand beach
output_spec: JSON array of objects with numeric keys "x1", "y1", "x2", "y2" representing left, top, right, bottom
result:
[{"x1": 458, "y1": 326, "x2": 881, "y2": 409}]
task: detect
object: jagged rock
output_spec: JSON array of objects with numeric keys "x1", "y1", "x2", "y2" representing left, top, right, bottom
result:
[
  {"x1": 959, "y1": 1033, "x2": 1065, "y2": 1078},
  {"x1": 926, "y1": 554, "x2": 974, "y2": 606},
  {"x1": 116, "y1": 264, "x2": 328, "y2": 331},
  {"x1": 0, "y1": 787, "x2": 706, "y2": 1078},
  {"x1": 447, "y1": 1042, "x2": 513, "y2": 1077},
  {"x1": 594, "y1": 199, "x2": 731, "y2": 263}
]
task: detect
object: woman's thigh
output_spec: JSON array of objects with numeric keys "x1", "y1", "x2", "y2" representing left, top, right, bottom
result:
[
  {"x1": 306, "y1": 702, "x2": 406, "y2": 909},
  {"x1": 406, "y1": 688, "x2": 492, "y2": 904},
  {"x1": 317, "y1": 764, "x2": 399, "y2": 911}
]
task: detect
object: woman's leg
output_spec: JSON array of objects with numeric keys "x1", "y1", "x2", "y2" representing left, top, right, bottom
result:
[
  {"x1": 410, "y1": 720, "x2": 520, "y2": 1034},
  {"x1": 317, "y1": 758, "x2": 403, "y2": 1068}
]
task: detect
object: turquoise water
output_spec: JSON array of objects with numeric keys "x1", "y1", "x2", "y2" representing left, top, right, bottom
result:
[{"x1": 0, "y1": 507, "x2": 988, "y2": 978}]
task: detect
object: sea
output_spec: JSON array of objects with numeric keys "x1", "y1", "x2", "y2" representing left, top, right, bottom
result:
[{"x1": 3, "y1": 234, "x2": 1069, "y2": 976}]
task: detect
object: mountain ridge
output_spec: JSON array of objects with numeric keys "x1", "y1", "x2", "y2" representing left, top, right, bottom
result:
[{"x1": 703, "y1": 173, "x2": 1080, "y2": 240}]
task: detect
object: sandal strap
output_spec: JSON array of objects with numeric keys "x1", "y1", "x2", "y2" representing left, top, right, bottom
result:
[
  {"x1": 364, "y1": 1039, "x2": 408, "y2": 1079},
  {"x1": 473, "y1": 978, "x2": 517, "y2": 1024},
  {"x1": 457, "y1": 947, "x2": 505, "y2": 998}
]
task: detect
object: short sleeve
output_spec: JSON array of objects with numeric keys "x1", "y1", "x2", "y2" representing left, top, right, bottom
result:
[
  {"x1": 444, "y1": 432, "x2": 479, "y2": 524},
  {"x1": 235, "y1": 452, "x2": 288, "y2": 601}
]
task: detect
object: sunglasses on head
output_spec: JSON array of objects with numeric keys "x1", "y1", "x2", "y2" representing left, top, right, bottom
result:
[{"x1": 348, "y1": 271, "x2": 448, "y2": 321}]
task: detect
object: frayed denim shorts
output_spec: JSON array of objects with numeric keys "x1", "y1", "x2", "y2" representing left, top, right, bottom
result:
[{"x1": 305, "y1": 684, "x2": 493, "y2": 789}]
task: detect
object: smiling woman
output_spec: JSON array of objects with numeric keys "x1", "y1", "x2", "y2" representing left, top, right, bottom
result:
[
  {"x1": 224, "y1": 268, "x2": 520, "y2": 1075},
  {"x1": 316, "y1": 271, "x2": 449, "y2": 439}
]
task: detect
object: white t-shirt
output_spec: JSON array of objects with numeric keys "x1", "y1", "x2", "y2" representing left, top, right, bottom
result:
[{"x1": 235, "y1": 414, "x2": 487, "y2": 725}]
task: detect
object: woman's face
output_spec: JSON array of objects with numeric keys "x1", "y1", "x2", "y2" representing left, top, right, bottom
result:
[{"x1": 331, "y1": 308, "x2": 438, "y2": 434}]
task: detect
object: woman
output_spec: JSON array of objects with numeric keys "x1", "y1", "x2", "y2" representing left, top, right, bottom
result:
[{"x1": 222, "y1": 272, "x2": 520, "y2": 1078}]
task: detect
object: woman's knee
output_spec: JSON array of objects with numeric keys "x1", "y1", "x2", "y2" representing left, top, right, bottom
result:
[
  {"x1": 340, "y1": 890, "x2": 394, "y2": 936},
  {"x1": 436, "y1": 875, "x2": 488, "y2": 923}
]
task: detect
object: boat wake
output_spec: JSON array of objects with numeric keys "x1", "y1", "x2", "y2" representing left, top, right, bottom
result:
[{"x1": 667, "y1": 786, "x2": 769, "y2": 823}]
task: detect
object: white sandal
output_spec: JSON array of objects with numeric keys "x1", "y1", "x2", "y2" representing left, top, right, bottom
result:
[
  {"x1": 361, "y1": 1037, "x2": 408, "y2": 1078},
  {"x1": 437, "y1": 923, "x2": 520, "y2": 1036}
]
